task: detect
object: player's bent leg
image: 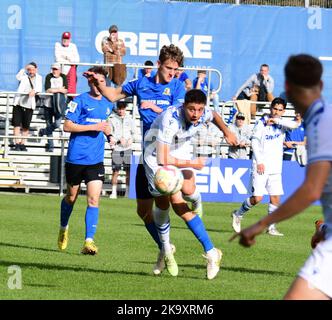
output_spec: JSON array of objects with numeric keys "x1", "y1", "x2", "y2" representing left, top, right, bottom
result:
[
  {"x1": 284, "y1": 276, "x2": 330, "y2": 300},
  {"x1": 182, "y1": 170, "x2": 203, "y2": 218},
  {"x1": 171, "y1": 192, "x2": 222, "y2": 280}
]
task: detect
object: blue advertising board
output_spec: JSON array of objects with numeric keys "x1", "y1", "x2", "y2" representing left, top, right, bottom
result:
[{"x1": 129, "y1": 155, "x2": 306, "y2": 204}]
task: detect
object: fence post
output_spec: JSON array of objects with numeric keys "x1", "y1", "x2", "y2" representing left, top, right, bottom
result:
[
  {"x1": 305, "y1": 0, "x2": 310, "y2": 7},
  {"x1": 235, "y1": 0, "x2": 241, "y2": 5},
  {"x1": 4, "y1": 93, "x2": 11, "y2": 158}
]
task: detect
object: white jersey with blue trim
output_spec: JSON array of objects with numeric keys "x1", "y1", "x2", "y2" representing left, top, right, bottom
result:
[
  {"x1": 304, "y1": 99, "x2": 332, "y2": 234},
  {"x1": 143, "y1": 105, "x2": 214, "y2": 171},
  {"x1": 251, "y1": 115, "x2": 297, "y2": 174}
]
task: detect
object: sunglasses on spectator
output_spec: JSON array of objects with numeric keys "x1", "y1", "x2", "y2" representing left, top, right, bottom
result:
[
  {"x1": 272, "y1": 107, "x2": 284, "y2": 112},
  {"x1": 236, "y1": 117, "x2": 245, "y2": 120}
]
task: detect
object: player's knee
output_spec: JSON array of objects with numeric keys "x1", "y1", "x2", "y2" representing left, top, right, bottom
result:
[
  {"x1": 65, "y1": 195, "x2": 76, "y2": 205},
  {"x1": 252, "y1": 196, "x2": 262, "y2": 205},
  {"x1": 87, "y1": 197, "x2": 99, "y2": 207},
  {"x1": 181, "y1": 181, "x2": 196, "y2": 196}
]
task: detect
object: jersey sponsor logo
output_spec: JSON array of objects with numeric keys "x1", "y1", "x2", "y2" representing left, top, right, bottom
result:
[
  {"x1": 87, "y1": 108, "x2": 95, "y2": 111},
  {"x1": 163, "y1": 88, "x2": 171, "y2": 96},
  {"x1": 68, "y1": 101, "x2": 78, "y2": 113},
  {"x1": 86, "y1": 118, "x2": 103, "y2": 123},
  {"x1": 265, "y1": 133, "x2": 281, "y2": 140}
]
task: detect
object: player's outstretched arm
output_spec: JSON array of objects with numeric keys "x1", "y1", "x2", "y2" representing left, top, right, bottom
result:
[
  {"x1": 211, "y1": 111, "x2": 238, "y2": 146},
  {"x1": 230, "y1": 161, "x2": 330, "y2": 247}
]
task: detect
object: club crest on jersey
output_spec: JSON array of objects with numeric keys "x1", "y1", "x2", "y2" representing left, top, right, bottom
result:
[
  {"x1": 68, "y1": 101, "x2": 78, "y2": 113},
  {"x1": 163, "y1": 88, "x2": 171, "y2": 96},
  {"x1": 106, "y1": 107, "x2": 111, "y2": 116}
]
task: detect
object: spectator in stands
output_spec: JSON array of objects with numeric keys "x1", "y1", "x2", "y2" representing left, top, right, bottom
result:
[
  {"x1": 136, "y1": 60, "x2": 156, "y2": 79},
  {"x1": 232, "y1": 54, "x2": 332, "y2": 300},
  {"x1": 109, "y1": 101, "x2": 137, "y2": 199},
  {"x1": 57, "y1": 66, "x2": 114, "y2": 256},
  {"x1": 83, "y1": 45, "x2": 238, "y2": 275},
  {"x1": 174, "y1": 66, "x2": 192, "y2": 91},
  {"x1": 233, "y1": 64, "x2": 274, "y2": 118},
  {"x1": 192, "y1": 122, "x2": 223, "y2": 158},
  {"x1": 12, "y1": 62, "x2": 43, "y2": 151},
  {"x1": 39, "y1": 62, "x2": 68, "y2": 152},
  {"x1": 193, "y1": 70, "x2": 220, "y2": 113},
  {"x1": 231, "y1": 98, "x2": 297, "y2": 236},
  {"x1": 101, "y1": 25, "x2": 127, "y2": 86},
  {"x1": 228, "y1": 112, "x2": 252, "y2": 159},
  {"x1": 54, "y1": 31, "x2": 80, "y2": 94},
  {"x1": 283, "y1": 112, "x2": 306, "y2": 163}
]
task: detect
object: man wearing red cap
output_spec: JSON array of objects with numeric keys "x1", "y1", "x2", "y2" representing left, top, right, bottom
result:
[{"x1": 54, "y1": 31, "x2": 80, "y2": 94}]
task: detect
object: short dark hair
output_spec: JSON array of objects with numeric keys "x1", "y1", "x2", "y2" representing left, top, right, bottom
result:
[
  {"x1": 271, "y1": 97, "x2": 287, "y2": 109},
  {"x1": 184, "y1": 89, "x2": 207, "y2": 105},
  {"x1": 260, "y1": 64, "x2": 269, "y2": 69},
  {"x1": 116, "y1": 101, "x2": 126, "y2": 109},
  {"x1": 29, "y1": 62, "x2": 37, "y2": 68},
  {"x1": 144, "y1": 60, "x2": 154, "y2": 67},
  {"x1": 87, "y1": 66, "x2": 107, "y2": 77},
  {"x1": 285, "y1": 54, "x2": 322, "y2": 87},
  {"x1": 159, "y1": 44, "x2": 184, "y2": 67}
]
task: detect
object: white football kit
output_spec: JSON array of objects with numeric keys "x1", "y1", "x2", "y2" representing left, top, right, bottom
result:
[
  {"x1": 297, "y1": 99, "x2": 332, "y2": 298},
  {"x1": 143, "y1": 105, "x2": 213, "y2": 196},
  {"x1": 250, "y1": 115, "x2": 297, "y2": 196}
]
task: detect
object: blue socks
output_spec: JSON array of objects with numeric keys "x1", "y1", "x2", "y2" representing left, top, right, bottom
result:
[
  {"x1": 60, "y1": 198, "x2": 74, "y2": 228},
  {"x1": 85, "y1": 206, "x2": 99, "y2": 240},
  {"x1": 186, "y1": 215, "x2": 213, "y2": 252}
]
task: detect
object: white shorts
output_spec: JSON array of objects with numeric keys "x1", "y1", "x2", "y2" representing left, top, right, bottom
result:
[
  {"x1": 298, "y1": 236, "x2": 332, "y2": 298},
  {"x1": 249, "y1": 171, "x2": 284, "y2": 196}
]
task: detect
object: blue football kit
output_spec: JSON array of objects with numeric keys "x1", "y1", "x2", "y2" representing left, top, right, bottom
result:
[{"x1": 65, "y1": 92, "x2": 114, "y2": 165}]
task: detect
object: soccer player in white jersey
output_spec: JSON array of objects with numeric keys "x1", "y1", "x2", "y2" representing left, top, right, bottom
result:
[
  {"x1": 231, "y1": 97, "x2": 298, "y2": 236},
  {"x1": 231, "y1": 54, "x2": 332, "y2": 300},
  {"x1": 143, "y1": 89, "x2": 231, "y2": 280}
]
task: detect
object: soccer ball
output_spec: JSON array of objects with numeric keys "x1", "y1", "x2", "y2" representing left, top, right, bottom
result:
[{"x1": 154, "y1": 165, "x2": 184, "y2": 195}]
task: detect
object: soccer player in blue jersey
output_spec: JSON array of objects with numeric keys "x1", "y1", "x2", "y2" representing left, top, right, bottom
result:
[
  {"x1": 57, "y1": 66, "x2": 114, "y2": 255},
  {"x1": 84, "y1": 45, "x2": 237, "y2": 273}
]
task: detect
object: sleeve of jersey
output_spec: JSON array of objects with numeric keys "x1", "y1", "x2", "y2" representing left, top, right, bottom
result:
[
  {"x1": 251, "y1": 121, "x2": 264, "y2": 164},
  {"x1": 122, "y1": 79, "x2": 138, "y2": 96},
  {"x1": 307, "y1": 117, "x2": 332, "y2": 165},
  {"x1": 65, "y1": 96, "x2": 81, "y2": 123},
  {"x1": 156, "y1": 115, "x2": 177, "y2": 145}
]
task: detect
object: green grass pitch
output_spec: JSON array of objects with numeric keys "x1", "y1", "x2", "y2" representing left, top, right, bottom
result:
[{"x1": 0, "y1": 193, "x2": 322, "y2": 300}]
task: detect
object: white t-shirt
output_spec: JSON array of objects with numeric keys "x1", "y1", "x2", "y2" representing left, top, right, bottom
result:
[
  {"x1": 143, "y1": 105, "x2": 214, "y2": 172},
  {"x1": 54, "y1": 42, "x2": 80, "y2": 75}
]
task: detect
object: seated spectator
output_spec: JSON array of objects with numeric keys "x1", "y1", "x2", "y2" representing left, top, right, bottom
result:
[
  {"x1": 193, "y1": 70, "x2": 220, "y2": 113},
  {"x1": 54, "y1": 31, "x2": 80, "y2": 94},
  {"x1": 233, "y1": 64, "x2": 274, "y2": 118},
  {"x1": 136, "y1": 60, "x2": 156, "y2": 79},
  {"x1": 175, "y1": 66, "x2": 192, "y2": 91},
  {"x1": 101, "y1": 24, "x2": 127, "y2": 87},
  {"x1": 109, "y1": 101, "x2": 137, "y2": 198},
  {"x1": 39, "y1": 63, "x2": 68, "y2": 152},
  {"x1": 12, "y1": 62, "x2": 42, "y2": 151},
  {"x1": 228, "y1": 112, "x2": 252, "y2": 159},
  {"x1": 283, "y1": 112, "x2": 306, "y2": 164}
]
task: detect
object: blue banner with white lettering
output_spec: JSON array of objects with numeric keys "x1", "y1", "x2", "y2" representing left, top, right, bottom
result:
[
  {"x1": 129, "y1": 155, "x2": 306, "y2": 204},
  {"x1": 1, "y1": 0, "x2": 332, "y2": 102}
]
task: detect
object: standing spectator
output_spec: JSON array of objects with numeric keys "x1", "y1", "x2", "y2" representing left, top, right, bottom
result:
[
  {"x1": 231, "y1": 54, "x2": 332, "y2": 300},
  {"x1": 57, "y1": 66, "x2": 114, "y2": 255},
  {"x1": 39, "y1": 63, "x2": 68, "y2": 152},
  {"x1": 136, "y1": 60, "x2": 156, "y2": 79},
  {"x1": 12, "y1": 62, "x2": 42, "y2": 151},
  {"x1": 175, "y1": 66, "x2": 192, "y2": 91},
  {"x1": 283, "y1": 112, "x2": 306, "y2": 163},
  {"x1": 54, "y1": 31, "x2": 80, "y2": 94},
  {"x1": 193, "y1": 70, "x2": 220, "y2": 113},
  {"x1": 101, "y1": 25, "x2": 127, "y2": 86},
  {"x1": 231, "y1": 98, "x2": 297, "y2": 236},
  {"x1": 228, "y1": 112, "x2": 252, "y2": 159},
  {"x1": 109, "y1": 101, "x2": 137, "y2": 199},
  {"x1": 233, "y1": 64, "x2": 274, "y2": 118}
]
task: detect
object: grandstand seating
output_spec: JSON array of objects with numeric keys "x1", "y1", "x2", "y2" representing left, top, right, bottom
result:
[{"x1": 0, "y1": 93, "x2": 295, "y2": 195}]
